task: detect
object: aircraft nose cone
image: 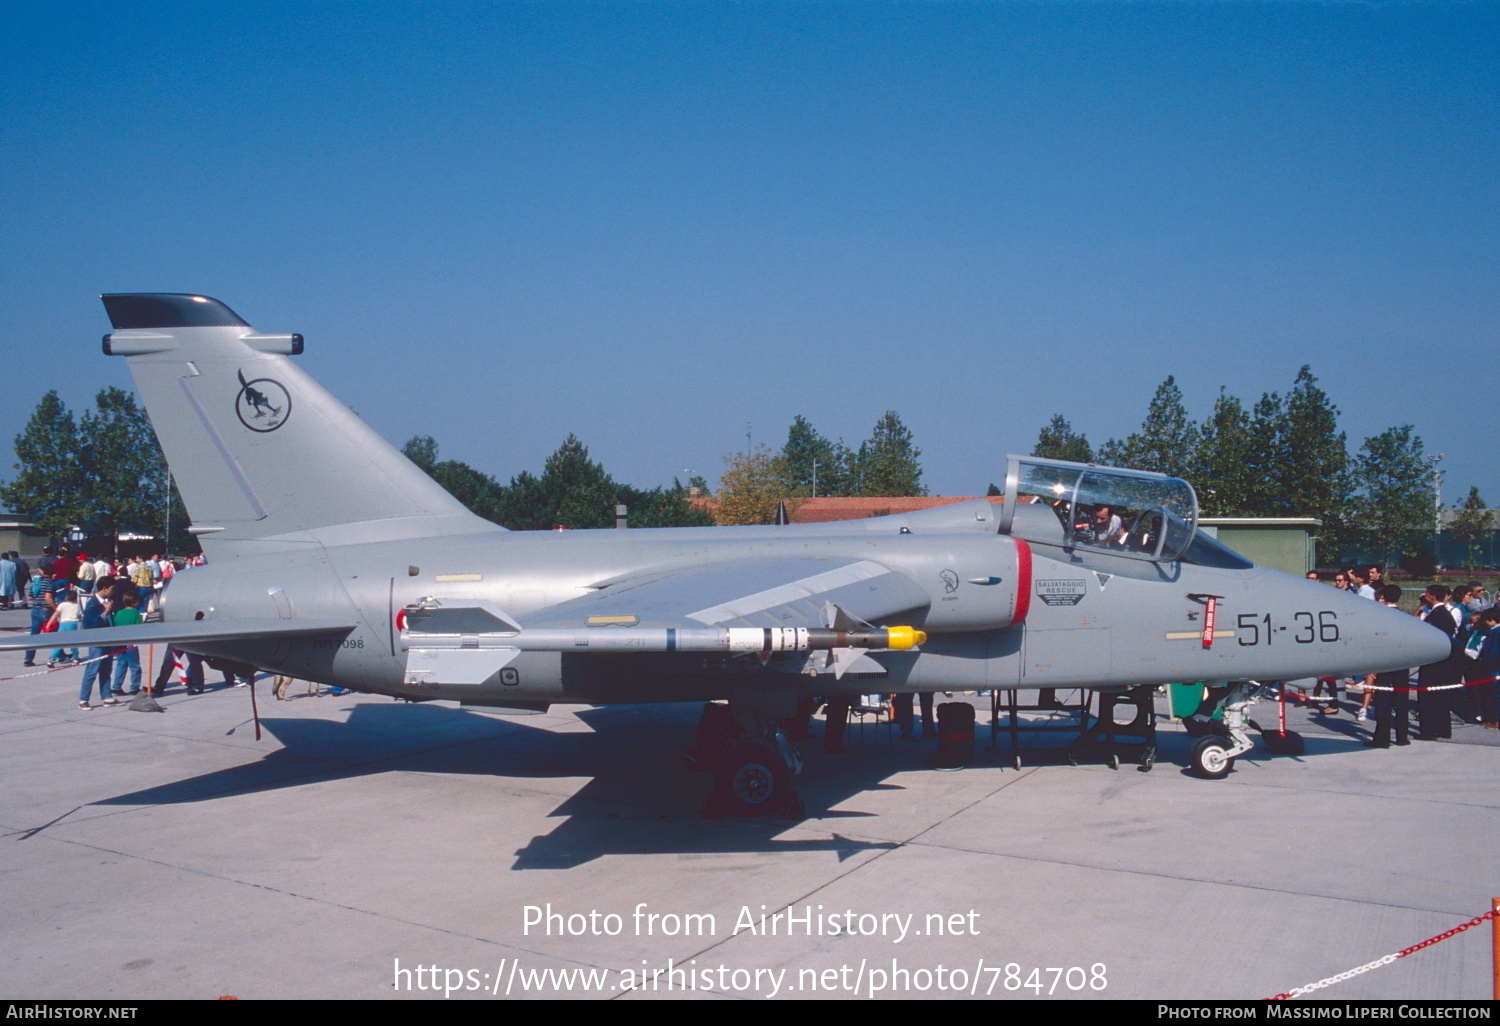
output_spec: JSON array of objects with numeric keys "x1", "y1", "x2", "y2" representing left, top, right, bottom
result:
[{"x1": 1368, "y1": 604, "x2": 1452, "y2": 673}]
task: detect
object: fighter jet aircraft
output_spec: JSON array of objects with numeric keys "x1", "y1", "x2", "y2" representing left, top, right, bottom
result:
[{"x1": 2, "y1": 294, "x2": 1449, "y2": 811}]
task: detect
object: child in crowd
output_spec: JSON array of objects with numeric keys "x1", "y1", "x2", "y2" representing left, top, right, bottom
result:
[
  {"x1": 109, "y1": 589, "x2": 144, "y2": 696},
  {"x1": 45, "y1": 587, "x2": 82, "y2": 667}
]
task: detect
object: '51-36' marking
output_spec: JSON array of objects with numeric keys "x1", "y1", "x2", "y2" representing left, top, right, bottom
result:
[{"x1": 1236, "y1": 611, "x2": 1338, "y2": 646}]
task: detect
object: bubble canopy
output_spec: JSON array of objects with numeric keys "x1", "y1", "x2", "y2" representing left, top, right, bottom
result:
[{"x1": 998, "y1": 455, "x2": 1200, "y2": 563}]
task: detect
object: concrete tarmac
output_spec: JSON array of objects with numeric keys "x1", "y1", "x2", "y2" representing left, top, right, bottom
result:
[{"x1": 1, "y1": 607, "x2": 1495, "y2": 1001}]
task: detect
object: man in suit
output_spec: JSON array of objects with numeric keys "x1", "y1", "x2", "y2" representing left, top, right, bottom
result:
[
  {"x1": 1416, "y1": 584, "x2": 1458, "y2": 740},
  {"x1": 1366, "y1": 585, "x2": 1413, "y2": 748}
]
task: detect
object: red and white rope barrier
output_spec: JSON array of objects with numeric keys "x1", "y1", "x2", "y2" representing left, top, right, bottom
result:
[
  {"x1": 0, "y1": 650, "x2": 116, "y2": 682},
  {"x1": 1268, "y1": 909, "x2": 1498, "y2": 999},
  {"x1": 1280, "y1": 676, "x2": 1495, "y2": 699}
]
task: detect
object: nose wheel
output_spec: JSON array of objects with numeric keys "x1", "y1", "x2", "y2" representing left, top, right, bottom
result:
[{"x1": 1189, "y1": 736, "x2": 1234, "y2": 779}]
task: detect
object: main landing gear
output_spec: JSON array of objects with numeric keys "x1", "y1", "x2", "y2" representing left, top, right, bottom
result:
[{"x1": 687, "y1": 702, "x2": 804, "y2": 819}]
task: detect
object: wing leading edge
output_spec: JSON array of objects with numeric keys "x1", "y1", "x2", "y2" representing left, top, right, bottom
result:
[
  {"x1": 0, "y1": 618, "x2": 356, "y2": 652},
  {"x1": 399, "y1": 558, "x2": 933, "y2": 685},
  {"x1": 525, "y1": 558, "x2": 931, "y2": 630}
]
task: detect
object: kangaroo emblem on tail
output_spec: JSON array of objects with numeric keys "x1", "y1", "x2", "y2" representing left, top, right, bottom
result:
[{"x1": 235, "y1": 369, "x2": 291, "y2": 432}]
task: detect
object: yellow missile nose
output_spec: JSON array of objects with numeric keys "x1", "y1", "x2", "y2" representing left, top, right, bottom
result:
[{"x1": 885, "y1": 626, "x2": 927, "y2": 650}]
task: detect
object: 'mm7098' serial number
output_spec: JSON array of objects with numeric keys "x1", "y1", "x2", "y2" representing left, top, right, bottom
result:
[{"x1": 312, "y1": 637, "x2": 364, "y2": 650}]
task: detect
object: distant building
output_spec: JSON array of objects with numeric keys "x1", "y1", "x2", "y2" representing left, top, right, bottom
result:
[
  {"x1": 1198, "y1": 517, "x2": 1320, "y2": 576},
  {"x1": 0, "y1": 513, "x2": 52, "y2": 559},
  {"x1": 1438, "y1": 508, "x2": 1500, "y2": 531}
]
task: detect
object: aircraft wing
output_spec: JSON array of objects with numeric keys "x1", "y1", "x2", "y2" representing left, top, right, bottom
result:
[
  {"x1": 524, "y1": 558, "x2": 931, "y2": 630},
  {"x1": 0, "y1": 617, "x2": 356, "y2": 652}
]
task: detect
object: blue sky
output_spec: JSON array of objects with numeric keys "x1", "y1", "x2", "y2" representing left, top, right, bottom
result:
[{"x1": 3, "y1": 1, "x2": 1495, "y2": 511}]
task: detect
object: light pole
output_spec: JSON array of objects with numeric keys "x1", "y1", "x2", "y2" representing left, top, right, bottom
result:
[{"x1": 1428, "y1": 453, "x2": 1444, "y2": 563}]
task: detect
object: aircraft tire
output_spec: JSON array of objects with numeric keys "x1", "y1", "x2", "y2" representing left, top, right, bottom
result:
[
  {"x1": 1189, "y1": 737, "x2": 1234, "y2": 779},
  {"x1": 716, "y1": 742, "x2": 789, "y2": 813}
]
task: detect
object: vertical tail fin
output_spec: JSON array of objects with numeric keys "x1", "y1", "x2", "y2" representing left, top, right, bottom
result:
[{"x1": 101, "y1": 294, "x2": 500, "y2": 551}]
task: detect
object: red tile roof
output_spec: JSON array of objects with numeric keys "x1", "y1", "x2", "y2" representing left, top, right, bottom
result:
[
  {"x1": 688, "y1": 495, "x2": 1003, "y2": 524},
  {"x1": 789, "y1": 496, "x2": 1001, "y2": 523}
]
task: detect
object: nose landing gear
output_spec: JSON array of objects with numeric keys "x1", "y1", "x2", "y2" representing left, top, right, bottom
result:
[{"x1": 1187, "y1": 680, "x2": 1300, "y2": 778}]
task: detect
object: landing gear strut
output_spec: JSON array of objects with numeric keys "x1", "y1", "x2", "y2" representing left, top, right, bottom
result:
[
  {"x1": 690, "y1": 702, "x2": 804, "y2": 819},
  {"x1": 1188, "y1": 680, "x2": 1278, "y2": 779}
]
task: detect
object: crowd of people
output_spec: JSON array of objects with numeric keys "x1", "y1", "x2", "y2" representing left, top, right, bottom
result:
[
  {"x1": 0, "y1": 546, "x2": 215, "y2": 707},
  {"x1": 4, "y1": 545, "x2": 352, "y2": 709},
  {"x1": 1306, "y1": 566, "x2": 1500, "y2": 747}
]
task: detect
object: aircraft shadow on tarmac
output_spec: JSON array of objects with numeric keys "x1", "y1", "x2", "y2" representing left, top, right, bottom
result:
[
  {"x1": 84, "y1": 695, "x2": 1398, "y2": 866},
  {"x1": 90, "y1": 699, "x2": 912, "y2": 868}
]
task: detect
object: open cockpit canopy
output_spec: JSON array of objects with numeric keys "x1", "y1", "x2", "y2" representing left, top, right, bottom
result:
[{"x1": 998, "y1": 455, "x2": 1201, "y2": 564}]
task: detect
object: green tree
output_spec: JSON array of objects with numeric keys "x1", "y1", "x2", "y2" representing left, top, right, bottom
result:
[
  {"x1": 1353, "y1": 426, "x2": 1431, "y2": 567},
  {"x1": 774, "y1": 415, "x2": 857, "y2": 497},
  {"x1": 1032, "y1": 415, "x2": 1093, "y2": 463},
  {"x1": 1101, "y1": 377, "x2": 1197, "y2": 479},
  {"x1": 1241, "y1": 390, "x2": 1286, "y2": 515},
  {"x1": 856, "y1": 411, "x2": 925, "y2": 496},
  {"x1": 402, "y1": 434, "x2": 440, "y2": 470},
  {"x1": 496, "y1": 435, "x2": 621, "y2": 530},
  {"x1": 823, "y1": 439, "x2": 860, "y2": 497},
  {"x1": 1279, "y1": 366, "x2": 1351, "y2": 549},
  {"x1": 1193, "y1": 388, "x2": 1256, "y2": 516},
  {"x1": 1450, "y1": 486, "x2": 1492, "y2": 570},
  {"x1": 619, "y1": 479, "x2": 716, "y2": 528},
  {"x1": 406, "y1": 434, "x2": 709, "y2": 530},
  {"x1": 142, "y1": 445, "x2": 193, "y2": 556},
  {"x1": 77, "y1": 388, "x2": 170, "y2": 551},
  {"x1": 1, "y1": 391, "x2": 86, "y2": 538},
  {"x1": 715, "y1": 446, "x2": 789, "y2": 525},
  {"x1": 775, "y1": 415, "x2": 828, "y2": 497},
  {"x1": 402, "y1": 435, "x2": 508, "y2": 523}
]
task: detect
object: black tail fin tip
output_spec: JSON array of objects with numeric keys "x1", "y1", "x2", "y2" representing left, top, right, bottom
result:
[{"x1": 101, "y1": 294, "x2": 248, "y2": 330}]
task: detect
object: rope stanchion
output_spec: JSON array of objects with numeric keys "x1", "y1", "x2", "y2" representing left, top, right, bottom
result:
[
  {"x1": 1268, "y1": 908, "x2": 1499, "y2": 999},
  {"x1": 1492, "y1": 898, "x2": 1499, "y2": 1001}
]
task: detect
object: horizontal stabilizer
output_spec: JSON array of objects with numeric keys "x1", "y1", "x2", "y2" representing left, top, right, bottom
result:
[{"x1": 0, "y1": 617, "x2": 356, "y2": 652}]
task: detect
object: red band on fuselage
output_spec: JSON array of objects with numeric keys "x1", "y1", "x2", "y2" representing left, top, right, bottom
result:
[{"x1": 1012, "y1": 537, "x2": 1032, "y2": 626}]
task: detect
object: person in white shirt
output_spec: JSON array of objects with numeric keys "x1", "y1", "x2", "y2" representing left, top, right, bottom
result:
[{"x1": 46, "y1": 588, "x2": 82, "y2": 666}]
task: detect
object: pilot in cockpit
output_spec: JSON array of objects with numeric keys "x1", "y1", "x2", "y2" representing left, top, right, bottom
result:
[
  {"x1": 1093, "y1": 504, "x2": 1126, "y2": 546},
  {"x1": 1073, "y1": 503, "x2": 1124, "y2": 547}
]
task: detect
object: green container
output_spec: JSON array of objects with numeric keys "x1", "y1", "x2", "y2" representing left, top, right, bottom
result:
[{"x1": 1168, "y1": 683, "x2": 1221, "y2": 720}]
